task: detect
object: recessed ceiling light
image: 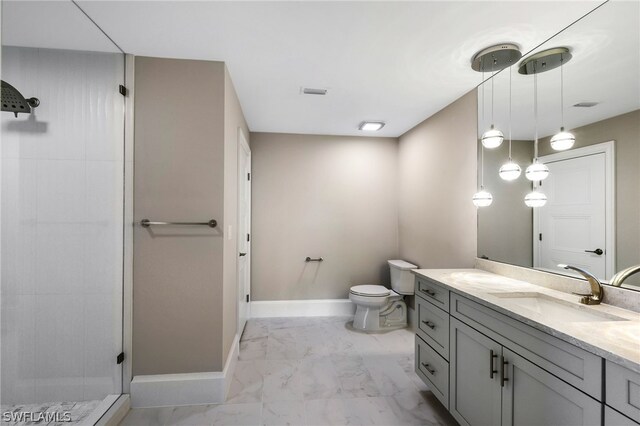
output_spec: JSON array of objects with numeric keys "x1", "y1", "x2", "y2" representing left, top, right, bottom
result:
[{"x1": 359, "y1": 121, "x2": 385, "y2": 131}]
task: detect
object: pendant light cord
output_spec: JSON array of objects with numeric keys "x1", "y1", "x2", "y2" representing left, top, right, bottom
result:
[
  {"x1": 480, "y1": 145, "x2": 484, "y2": 189},
  {"x1": 508, "y1": 65, "x2": 513, "y2": 160},
  {"x1": 560, "y1": 55, "x2": 565, "y2": 128},
  {"x1": 533, "y1": 64, "x2": 539, "y2": 160},
  {"x1": 491, "y1": 60, "x2": 495, "y2": 125}
]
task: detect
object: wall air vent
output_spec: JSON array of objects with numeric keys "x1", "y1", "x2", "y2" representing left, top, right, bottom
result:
[
  {"x1": 573, "y1": 102, "x2": 598, "y2": 107},
  {"x1": 301, "y1": 87, "x2": 327, "y2": 95}
]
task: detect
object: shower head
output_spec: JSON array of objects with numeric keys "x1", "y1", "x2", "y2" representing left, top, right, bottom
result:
[{"x1": 1, "y1": 80, "x2": 40, "y2": 117}]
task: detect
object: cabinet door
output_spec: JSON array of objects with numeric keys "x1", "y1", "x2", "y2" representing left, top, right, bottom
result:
[
  {"x1": 502, "y1": 348, "x2": 602, "y2": 426},
  {"x1": 450, "y1": 318, "x2": 502, "y2": 426}
]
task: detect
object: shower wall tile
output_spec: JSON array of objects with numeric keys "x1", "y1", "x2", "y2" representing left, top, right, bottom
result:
[
  {"x1": 1, "y1": 46, "x2": 125, "y2": 405},
  {"x1": 35, "y1": 224, "x2": 85, "y2": 295},
  {"x1": 36, "y1": 159, "x2": 86, "y2": 224},
  {"x1": 0, "y1": 295, "x2": 37, "y2": 403}
]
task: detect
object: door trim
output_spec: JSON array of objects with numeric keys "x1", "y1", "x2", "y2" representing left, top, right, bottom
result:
[
  {"x1": 534, "y1": 140, "x2": 615, "y2": 280},
  {"x1": 237, "y1": 128, "x2": 251, "y2": 335}
]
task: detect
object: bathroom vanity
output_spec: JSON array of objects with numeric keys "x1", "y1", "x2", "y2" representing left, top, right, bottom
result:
[{"x1": 413, "y1": 269, "x2": 640, "y2": 426}]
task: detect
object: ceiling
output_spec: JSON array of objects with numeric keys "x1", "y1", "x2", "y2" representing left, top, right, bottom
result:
[{"x1": 3, "y1": 1, "x2": 614, "y2": 137}]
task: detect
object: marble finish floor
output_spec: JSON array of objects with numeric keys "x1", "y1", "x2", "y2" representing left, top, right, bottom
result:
[
  {"x1": 120, "y1": 317, "x2": 457, "y2": 426},
  {"x1": 1, "y1": 399, "x2": 101, "y2": 425}
]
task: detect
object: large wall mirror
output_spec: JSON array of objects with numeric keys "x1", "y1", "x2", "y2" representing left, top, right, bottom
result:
[{"x1": 476, "y1": 1, "x2": 640, "y2": 290}]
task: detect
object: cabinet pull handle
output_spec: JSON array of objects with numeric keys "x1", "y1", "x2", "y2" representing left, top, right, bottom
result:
[
  {"x1": 489, "y1": 350, "x2": 498, "y2": 379},
  {"x1": 501, "y1": 356, "x2": 509, "y2": 387},
  {"x1": 422, "y1": 288, "x2": 437, "y2": 297},
  {"x1": 421, "y1": 320, "x2": 436, "y2": 329},
  {"x1": 421, "y1": 362, "x2": 436, "y2": 375}
]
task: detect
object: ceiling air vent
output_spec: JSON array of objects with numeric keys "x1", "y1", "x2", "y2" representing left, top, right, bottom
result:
[
  {"x1": 573, "y1": 102, "x2": 599, "y2": 108},
  {"x1": 301, "y1": 87, "x2": 327, "y2": 95}
]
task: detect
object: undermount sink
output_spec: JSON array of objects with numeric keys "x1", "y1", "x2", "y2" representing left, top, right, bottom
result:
[{"x1": 489, "y1": 292, "x2": 628, "y2": 323}]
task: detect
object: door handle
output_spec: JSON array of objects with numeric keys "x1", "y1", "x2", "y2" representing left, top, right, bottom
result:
[
  {"x1": 422, "y1": 288, "x2": 437, "y2": 298},
  {"x1": 489, "y1": 350, "x2": 498, "y2": 379},
  {"x1": 239, "y1": 252, "x2": 247, "y2": 257},
  {"x1": 585, "y1": 248, "x2": 604, "y2": 255}
]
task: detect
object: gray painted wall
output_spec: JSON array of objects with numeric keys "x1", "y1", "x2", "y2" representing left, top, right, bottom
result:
[
  {"x1": 133, "y1": 57, "x2": 249, "y2": 375},
  {"x1": 250, "y1": 133, "x2": 399, "y2": 300},
  {"x1": 398, "y1": 90, "x2": 478, "y2": 271}
]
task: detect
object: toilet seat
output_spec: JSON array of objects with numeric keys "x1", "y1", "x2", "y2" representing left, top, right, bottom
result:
[{"x1": 349, "y1": 285, "x2": 391, "y2": 297}]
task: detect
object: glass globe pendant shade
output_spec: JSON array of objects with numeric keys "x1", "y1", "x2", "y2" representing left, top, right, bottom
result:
[
  {"x1": 499, "y1": 161, "x2": 521, "y2": 181},
  {"x1": 472, "y1": 188, "x2": 493, "y2": 207},
  {"x1": 525, "y1": 161, "x2": 549, "y2": 181},
  {"x1": 481, "y1": 125, "x2": 504, "y2": 149},
  {"x1": 524, "y1": 190, "x2": 547, "y2": 208},
  {"x1": 550, "y1": 127, "x2": 575, "y2": 151}
]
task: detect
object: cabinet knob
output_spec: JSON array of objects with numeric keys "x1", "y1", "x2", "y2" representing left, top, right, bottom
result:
[{"x1": 489, "y1": 350, "x2": 498, "y2": 379}]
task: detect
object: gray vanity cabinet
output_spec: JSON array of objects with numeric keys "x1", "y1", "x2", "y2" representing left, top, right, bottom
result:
[
  {"x1": 450, "y1": 318, "x2": 601, "y2": 426},
  {"x1": 502, "y1": 348, "x2": 601, "y2": 426},
  {"x1": 450, "y1": 318, "x2": 502, "y2": 426}
]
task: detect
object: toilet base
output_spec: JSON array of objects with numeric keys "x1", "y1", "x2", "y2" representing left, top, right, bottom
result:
[{"x1": 351, "y1": 299, "x2": 407, "y2": 332}]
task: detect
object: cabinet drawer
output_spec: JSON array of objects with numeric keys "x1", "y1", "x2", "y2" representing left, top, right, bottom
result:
[
  {"x1": 605, "y1": 406, "x2": 640, "y2": 426},
  {"x1": 416, "y1": 335, "x2": 449, "y2": 409},
  {"x1": 415, "y1": 277, "x2": 449, "y2": 312},
  {"x1": 416, "y1": 296, "x2": 450, "y2": 359},
  {"x1": 606, "y1": 361, "x2": 640, "y2": 422},
  {"x1": 451, "y1": 293, "x2": 603, "y2": 400}
]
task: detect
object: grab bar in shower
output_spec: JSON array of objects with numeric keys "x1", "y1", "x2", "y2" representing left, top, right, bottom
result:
[
  {"x1": 305, "y1": 257, "x2": 324, "y2": 262},
  {"x1": 140, "y1": 219, "x2": 218, "y2": 228}
]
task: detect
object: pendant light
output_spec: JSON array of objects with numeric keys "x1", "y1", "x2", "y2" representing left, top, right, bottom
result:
[
  {"x1": 524, "y1": 60, "x2": 547, "y2": 207},
  {"x1": 550, "y1": 50, "x2": 575, "y2": 151},
  {"x1": 473, "y1": 145, "x2": 493, "y2": 207},
  {"x1": 525, "y1": 65, "x2": 549, "y2": 182},
  {"x1": 481, "y1": 61, "x2": 504, "y2": 149},
  {"x1": 499, "y1": 66, "x2": 521, "y2": 181}
]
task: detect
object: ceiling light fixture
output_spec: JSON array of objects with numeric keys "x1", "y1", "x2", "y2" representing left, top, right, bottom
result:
[
  {"x1": 472, "y1": 44, "x2": 521, "y2": 150},
  {"x1": 550, "y1": 48, "x2": 575, "y2": 151},
  {"x1": 358, "y1": 121, "x2": 385, "y2": 131},
  {"x1": 521, "y1": 58, "x2": 548, "y2": 207},
  {"x1": 499, "y1": 65, "x2": 521, "y2": 181}
]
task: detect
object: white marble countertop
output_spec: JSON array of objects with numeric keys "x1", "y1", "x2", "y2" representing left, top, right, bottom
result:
[{"x1": 412, "y1": 268, "x2": 640, "y2": 373}]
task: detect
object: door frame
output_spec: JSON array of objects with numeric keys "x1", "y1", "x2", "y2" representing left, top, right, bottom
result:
[
  {"x1": 534, "y1": 140, "x2": 615, "y2": 279},
  {"x1": 237, "y1": 128, "x2": 251, "y2": 334}
]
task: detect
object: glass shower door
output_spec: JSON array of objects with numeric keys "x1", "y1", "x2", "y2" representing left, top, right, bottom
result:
[{"x1": 1, "y1": 2, "x2": 126, "y2": 424}]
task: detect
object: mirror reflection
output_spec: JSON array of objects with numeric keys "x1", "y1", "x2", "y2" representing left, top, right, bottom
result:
[{"x1": 476, "y1": 1, "x2": 640, "y2": 289}]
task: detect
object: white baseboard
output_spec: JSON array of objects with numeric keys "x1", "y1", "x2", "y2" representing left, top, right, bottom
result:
[
  {"x1": 130, "y1": 334, "x2": 240, "y2": 408},
  {"x1": 250, "y1": 299, "x2": 355, "y2": 318}
]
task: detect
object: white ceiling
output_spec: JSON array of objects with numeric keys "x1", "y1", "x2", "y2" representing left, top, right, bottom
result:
[{"x1": 4, "y1": 0, "x2": 624, "y2": 138}]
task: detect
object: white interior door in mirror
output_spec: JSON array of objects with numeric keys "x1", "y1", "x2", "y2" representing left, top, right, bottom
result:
[{"x1": 535, "y1": 153, "x2": 607, "y2": 279}]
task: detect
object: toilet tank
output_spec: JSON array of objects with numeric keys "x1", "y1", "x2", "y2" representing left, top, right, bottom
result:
[{"x1": 388, "y1": 260, "x2": 418, "y2": 295}]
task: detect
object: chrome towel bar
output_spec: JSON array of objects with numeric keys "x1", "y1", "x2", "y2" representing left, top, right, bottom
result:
[
  {"x1": 140, "y1": 219, "x2": 217, "y2": 228},
  {"x1": 305, "y1": 257, "x2": 323, "y2": 262}
]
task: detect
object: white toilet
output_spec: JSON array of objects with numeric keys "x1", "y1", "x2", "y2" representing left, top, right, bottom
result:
[{"x1": 349, "y1": 259, "x2": 418, "y2": 332}]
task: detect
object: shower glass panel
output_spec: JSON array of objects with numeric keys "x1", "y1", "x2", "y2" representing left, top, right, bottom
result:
[{"x1": 1, "y1": 1, "x2": 126, "y2": 424}]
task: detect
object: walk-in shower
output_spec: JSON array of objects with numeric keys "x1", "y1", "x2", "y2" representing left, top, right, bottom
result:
[{"x1": 1, "y1": 1, "x2": 129, "y2": 424}]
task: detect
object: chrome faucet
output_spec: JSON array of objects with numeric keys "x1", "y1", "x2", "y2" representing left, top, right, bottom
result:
[
  {"x1": 558, "y1": 264, "x2": 603, "y2": 305},
  {"x1": 610, "y1": 265, "x2": 640, "y2": 287}
]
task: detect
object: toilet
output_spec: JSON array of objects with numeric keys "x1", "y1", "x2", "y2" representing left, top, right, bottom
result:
[{"x1": 349, "y1": 259, "x2": 418, "y2": 332}]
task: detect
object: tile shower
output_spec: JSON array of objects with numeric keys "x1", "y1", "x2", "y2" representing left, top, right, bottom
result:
[{"x1": 1, "y1": 46, "x2": 126, "y2": 422}]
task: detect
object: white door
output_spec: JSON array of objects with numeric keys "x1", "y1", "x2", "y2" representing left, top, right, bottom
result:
[
  {"x1": 237, "y1": 130, "x2": 251, "y2": 335},
  {"x1": 535, "y1": 153, "x2": 607, "y2": 279}
]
